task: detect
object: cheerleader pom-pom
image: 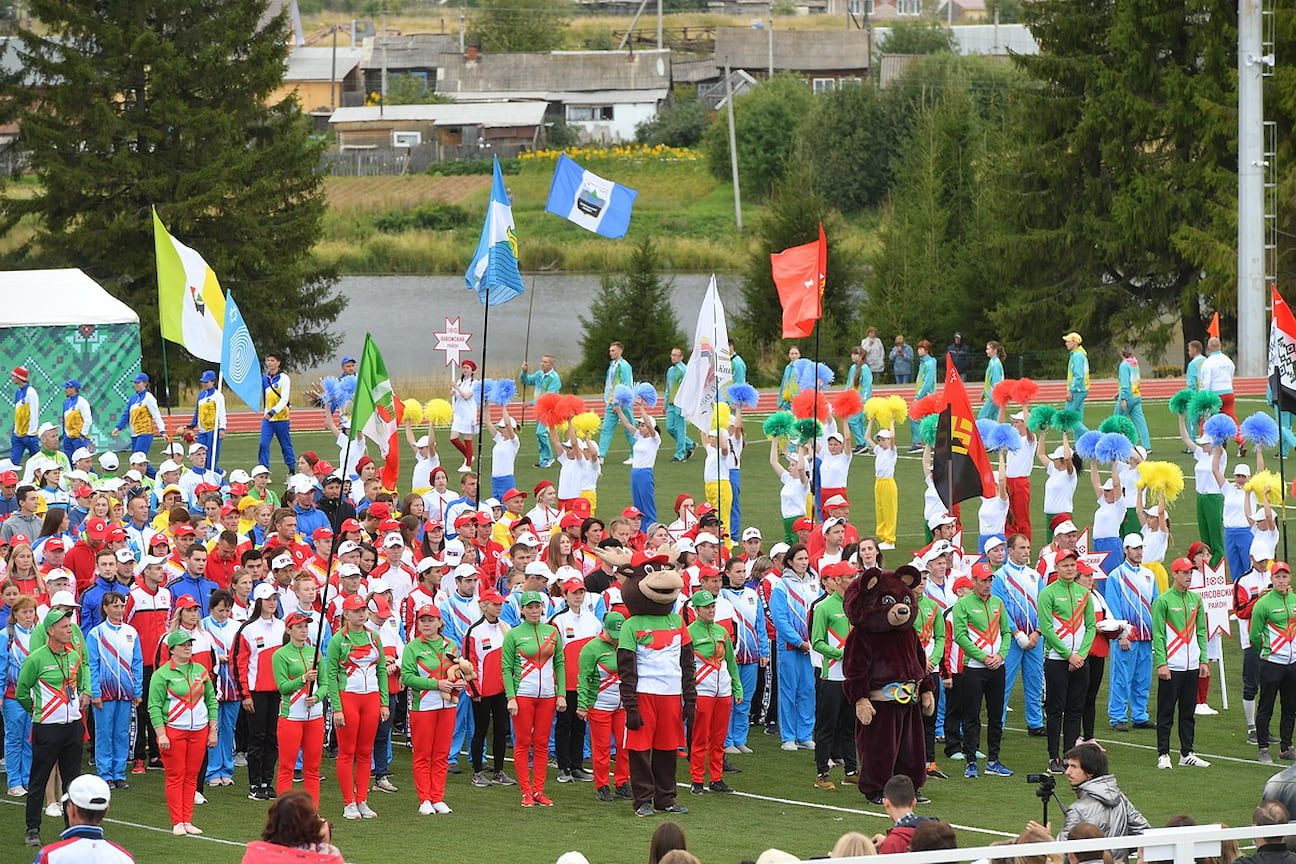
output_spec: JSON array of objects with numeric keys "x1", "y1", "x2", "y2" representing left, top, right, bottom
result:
[
  {"x1": 491, "y1": 378, "x2": 517, "y2": 405},
  {"x1": 992, "y1": 379, "x2": 1016, "y2": 407},
  {"x1": 920, "y1": 415, "x2": 939, "y2": 448},
  {"x1": 990, "y1": 423, "x2": 1022, "y2": 452},
  {"x1": 795, "y1": 417, "x2": 824, "y2": 444},
  {"x1": 816, "y1": 362, "x2": 836, "y2": 386},
  {"x1": 1098, "y1": 415, "x2": 1138, "y2": 445},
  {"x1": 1096, "y1": 432, "x2": 1134, "y2": 463},
  {"x1": 1027, "y1": 405, "x2": 1056, "y2": 433},
  {"x1": 1075, "y1": 430, "x2": 1102, "y2": 460},
  {"x1": 535, "y1": 393, "x2": 565, "y2": 427},
  {"x1": 613, "y1": 384, "x2": 635, "y2": 412},
  {"x1": 572, "y1": 411, "x2": 602, "y2": 439},
  {"x1": 793, "y1": 358, "x2": 817, "y2": 390},
  {"x1": 1242, "y1": 413, "x2": 1280, "y2": 448},
  {"x1": 322, "y1": 376, "x2": 345, "y2": 408},
  {"x1": 1188, "y1": 390, "x2": 1222, "y2": 427},
  {"x1": 1053, "y1": 409, "x2": 1082, "y2": 434},
  {"x1": 1138, "y1": 460, "x2": 1185, "y2": 503},
  {"x1": 559, "y1": 394, "x2": 586, "y2": 421},
  {"x1": 763, "y1": 411, "x2": 797, "y2": 439},
  {"x1": 829, "y1": 388, "x2": 863, "y2": 419},
  {"x1": 976, "y1": 418, "x2": 999, "y2": 448},
  {"x1": 792, "y1": 390, "x2": 830, "y2": 421},
  {"x1": 887, "y1": 394, "x2": 909, "y2": 422},
  {"x1": 864, "y1": 396, "x2": 893, "y2": 426},
  {"x1": 1168, "y1": 388, "x2": 1194, "y2": 416},
  {"x1": 726, "y1": 383, "x2": 758, "y2": 410},
  {"x1": 1247, "y1": 470, "x2": 1284, "y2": 506},
  {"x1": 425, "y1": 398, "x2": 453, "y2": 427},
  {"x1": 1203, "y1": 413, "x2": 1239, "y2": 445},
  {"x1": 715, "y1": 403, "x2": 732, "y2": 430},
  {"x1": 911, "y1": 393, "x2": 942, "y2": 420},
  {"x1": 401, "y1": 399, "x2": 425, "y2": 427},
  {"x1": 1011, "y1": 378, "x2": 1039, "y2": 405}
]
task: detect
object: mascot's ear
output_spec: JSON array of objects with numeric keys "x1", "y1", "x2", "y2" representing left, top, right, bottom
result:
[
  {"x1": 894, "y1": 565, "x2": 922, "y2": 589},
  {"x1": 859, "y1": 566, "x2": 883, "y2": 594},
  {"x1": 593, "y1": 545, "x2": 633, "y2": 570}
]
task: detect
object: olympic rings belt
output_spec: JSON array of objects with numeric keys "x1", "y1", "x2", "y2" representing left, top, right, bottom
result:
[{"x1": 869, "y1": 680, "x2": 920, "y2": 703}]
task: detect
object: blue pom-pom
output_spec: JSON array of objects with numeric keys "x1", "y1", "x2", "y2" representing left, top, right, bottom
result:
[
  {"x1": 1095, "y1": 432, "x2": 1134, "y2": 463},
  {"x1": 613, "y1": 384, "x2": 634, "y2": 411},
  {"x1": 991, "y1": 423, "x2": 1022, "y2": 452},
  {"x1": 793, "y1": 358, "x2": 817, "y2": 390},
  {"x1": 976, "y1": 418, "x2": 998, "y2": 448},
  {"x1": 1203, "y1": 414, "x2": 1238, "y2": 445},
  {"x1": 634, "y1": 382, "x2": 659, "y2": 408},
  {"x1": 1076, "y1": 430, "x2": 1102, "y2": 460},
  {"x1": 471, "y1": 380, "x2": 483, "y2": 403},
  {"x1": 727, "y1": 383, "x2": 759, "y2": 409},
  {"x1": 339, "y1": 374, "x2": 356, "y2": 399},
  {"x1": 1242, "y1": 413, "x2": 1280, "y2": 448},
  {"x1": 322, "y1": 376, "x2": 344, "y2": 408},
  {"x1": 486, "y1": 378, "x2": 516, "y2": 405},
  {"x1": 816, "y1": 362, "x2": 835, "y2": 386}
]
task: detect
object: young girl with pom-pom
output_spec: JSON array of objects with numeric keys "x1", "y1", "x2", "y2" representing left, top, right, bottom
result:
[
  {"x1": 1214, "y1": 455, "x2": 1259, "y2": 583},
  {"x1": 405, "y1": 415, "x2": 440, "y2": 496},
  {"x1": 449, "y1": 361, "x2": 480, "y2": 472},
  {"x1": 817, "y1": 424, "x2": 853, "y2": 513},
  {"x1": 1005, "y1": 411, "x2": 1037, "y2": 540},
  {"x1": 979, "y1": 342, "x2": 1006, "y2": 421},
  {"x1": 909, "y1": 341, "x2": 937, "y2": 453},
  {"x1": 322, "y1": 405, "x2": 367, "y2": 482},
  {"x1": 1035, "y1": 431, "x2": 1077, "y2": 535},
  {"x1": 1088, "y1": 460, "x2": 1125, "y2": 573},
  {"x1": 844, "y1": 346, "x2": 873, "y2": 452},
  {"x1": 490, "y1": 408, "x2": 521, "y2": 501},
  {"x1": 978, "y1": 453, "x2": 1010, "y2": 557},
  {"x1": 1135, "y1": 488, "x2": 1170, "y2": 594},
  {"x1": 702, "y1": 425, "x2": 733, "y2": 532},
  {"x1": 1178, "y1": 413, "x2": 1227, "y2": 567},
  {"x1": 614, "y1": 399, "x2": 661, "y2": 531},
  {"x1": 579, "y1": 438, "x2": 603, "y2": 515},
  {"x1": 554, "y1": 428, "x2": 586, "y2": 514},
  {"x1": 864, "y1": 419, "x2": 898, "y2": 549},
  {"x1": 1114, "y1": 347, "x2": 1152, "y2": 451},
  {"x1": 769, "y1": 438, "x2": 811, "y2": 545}
]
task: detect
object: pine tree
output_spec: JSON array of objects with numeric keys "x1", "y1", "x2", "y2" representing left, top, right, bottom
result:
[{"x1": 0, "y1": 0, "x2": 343, "y2": 382}]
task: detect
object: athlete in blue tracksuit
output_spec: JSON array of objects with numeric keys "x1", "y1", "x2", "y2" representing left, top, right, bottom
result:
[
  {"x1": 87, "y1": 602, "x2": 144, "y2": 785},
  {"x1": 0, "y1": 615, "x2": 34, "y2": 791},
  {"x1": 112, "y1": 373, "x2": 164, "y2": 459},
  {"x1": 190, "y1": 370, "x2": 227, "y2": 471},
  {"x1": 439, "y1": 579, "x2": 481, "y2": 771},
  {"x1": 992, "y1": 548, "x2": 1044, "y2": 731},
  {"x1": 258, "y1": 353, "x2": 295, "y2": 474},
  {"x1": 768, "y1": 563, "x2": 817, "y2": 745},
  {"x1": 597, "y1": 345, "x2": 634, "y2": 459},
  {"x1": 1104, "y1": 548, "x2": 1159, "y2": 728},
  {"x1": 722, "y1": 567, "x2": 769, "y2": 748}
]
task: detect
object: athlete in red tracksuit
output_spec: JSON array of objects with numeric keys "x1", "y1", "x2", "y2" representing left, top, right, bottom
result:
[
  {"x1": 232, "y1": 585, "x2": 285, "y2": 799},
  {"x1": 578, "y1": 612, "x2": 630, "y2": 800}
]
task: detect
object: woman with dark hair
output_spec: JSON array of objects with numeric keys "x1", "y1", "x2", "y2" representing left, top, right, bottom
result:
[
  {"x1": 358, "y1": 544, "x2": 378, "y2": 578},
  {"x1": 648, "y1": 821, "x2": 688, "y2": 864},
  {"x1": 420, "y1": 519, "x2": 446, "y2": 560},
  {"x1": 768, "y1": 542, "x2": 817, "y2": 749},
  {"x1": 260, "y1": 790, "x2": 341, "y2": 857},
  {"x1": 233, "y1": 584, "x2": 285, "y2": 801}
]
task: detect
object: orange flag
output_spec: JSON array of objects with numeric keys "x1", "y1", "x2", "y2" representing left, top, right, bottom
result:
[
  {"x1": 1206, "y1": 312, "x2": 1220, "y2": 339},
  {"x1": 770, "y1": 223, "x2": 826, "y2": 338}
]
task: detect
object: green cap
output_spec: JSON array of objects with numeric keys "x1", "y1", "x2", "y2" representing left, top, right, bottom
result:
[
  {"x1": 42, "y1": 609, "x2": 68, "y2": 628},
  {"x1": 603, "y1": 611, "x2": 626, "y2": 639},
  {"x1": 165, "y1": 630, "x2": 195, "y2": 648},
  {"x1": 519, "y1": 590, "x2": 547, "y2": 607},
  {"x1": 690, "y1": 590, "x2": 717, "y2": 608}
]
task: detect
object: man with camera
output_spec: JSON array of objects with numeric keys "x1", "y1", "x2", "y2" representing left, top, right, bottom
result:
[{"x1": 1034, "y1": 742, "x2": 1149, "y2": 862}]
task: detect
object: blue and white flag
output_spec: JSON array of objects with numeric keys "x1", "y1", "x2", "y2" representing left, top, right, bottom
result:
[
  {"x1": 465, "y1": 155, "x2": 525, "y2": 306},
  {"x1": 221, "y1": 291, "x2": 263, "y2": 411},
  {"x1": 544, "y1": 153, "x2": 638, "y2": 239}
]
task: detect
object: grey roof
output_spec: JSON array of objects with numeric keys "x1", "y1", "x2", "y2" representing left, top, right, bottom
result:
[
  {"x1": 361, "y1": 34, "x2": 459, "y2": 71},
  {"x1": 329, "y1": 102, "x2": 549, "y2": 128},
  {"x1": 872, "y1": 23, "x2": 1038, "y2": 55},
  {"x1": 447, "y1": 89, "x2": 668, "y2": 104},
  {"x1": 438, "y1": 49, "x2": 671, "y2": 95},
  {"x1": 284, "y1": 46, "x2": 363, "y2": 82},
  {"x1": 713, "y1": 27, "x2": 871, "y2": 72}
]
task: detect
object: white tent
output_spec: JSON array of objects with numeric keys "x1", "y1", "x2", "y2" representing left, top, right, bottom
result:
[{"x1": 0, "y1": 268, "x2": 139, "y2": 326}]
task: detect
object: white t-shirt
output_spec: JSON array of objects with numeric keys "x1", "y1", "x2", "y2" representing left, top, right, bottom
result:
[
  {"x1": 874, "y1": 446, "x2": 897, "y2": 480},
  {"x1": 1141, "y1": 526, "x2": 1168, "y2": 564},
  {"x1": 1119, "y1": 462, "x2": 1140, "y2": 509},
  {"x1": 491, "y1": 433, "x2": 520, "y2": 478},
  {"x1": 1194, "y1": 448, "x2": 1225, "y2": 494},
  {"x1": 421, "y1": 488, "x2": 458, "y2": 525},
  {"x1": 1006, "y1": 437, "x2": 1035, "y2": 479},
  {"x1": 1222, "y1": 484, "x2": 1254, "y2": 529},
  {"x1": 728, "y1": 431, "x2": 744, "y2": 471},
  {"x1": 580, "y1": 453, "x2": 601, "y2": 492},
  {"x1": 978, "y1": 495, "x2": 1008, "y2": 537},
  {"x1": 779, "y1": 471, "x2": 809, "y2": 519},
  {"x1": 1093, "y1": 497, "x2": 1125, "y2": 539},
  {"x1": 411, "y1": 454, "x2": 441, "y2": 492},
  {"x1": 819, "y1": 451, "x2": 852, "y2": 488},
  {"x1": 631, "y1": 432, "x2": 661, "y2": 470},
  {"x1": 703, "y1": 435, "x2": 729, "y2": 481},
  {"x1": 1043, "y1": 462, "x2": 1077, "y2": 514},
  {"x1": 557, "y1": 451, "x2": 583, "y2": 499}
]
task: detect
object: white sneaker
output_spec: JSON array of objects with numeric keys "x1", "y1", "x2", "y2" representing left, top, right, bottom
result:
[
  {"x1": 1157, "y1": 753, "x2": 1173, "y2": 770},
  {"x1": 737, "y1": 745, "x2": 754, "y2": 754},
  {"x1": 233, "y1": 752, "x2": 248, "y2": 767},
  {"x1": 419, "y1": 800, "x2": 434, "y2": 815},
  {"x1": 432, "y1": 801, "x2": 453, "y2": 814},
  {"x1": 780, "y1": 741, "x2": 798, "y2": 751},
  {"x1": 878, "y1": 542, "x2": 895, "y2": 550},
  {"x1": 1195, "y1": 704, "x2": 1219, "y2": 716},
  {"x1": 724, "y1": 745, "x2": 741, "y2": 755},
  {"x1": 44, "y1": 802, "x2": 60, "y2": 817},
  {"x1": 621, "y1": 458, "x2": 634, "y2": 465},
  {"x1": 1180, "y1": 752, "x2": 1211, "y2": 767},
  {"x1": 173, "y1": 823, "x2": 187, "y2": 836},
  {"x1": 357, "y1": 800, "x2": 378, "y2": 818},
  {"x1": 457, "y1": 462, "x2": 471, "y2": 473},
  {"x1": 194, "y1": 792, "x2": 207, "y2": 805},
  {"x1": 343, "y1": 803, "x2": 361, "y2": 820},
  {"x1": 184, "y1": 823, "x2": 203, "y2": 835}
]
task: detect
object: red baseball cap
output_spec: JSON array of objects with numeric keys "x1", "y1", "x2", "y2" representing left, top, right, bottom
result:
[
  {"x1": 340, "y1": 518, "x2": 362, "y2": 533},
  {"x1": 228, "y1": 482, "x2": 249, "y2": 497},
  {"x1": 367, "y1": 502, "x2": 390, "y2": 520},
  {"x1": 1055, "y1": 549, "x2": 1079, "y2": 562},
  {"x1": 368, "y1": 595, "x2": 392, "y2": 618},
  {"x1": 1170, "y1": 557, "x2": 1194, "y2": 572},
  {"x1": 502, "y1": 488, "x2": 527, "y2": 503},
  {"x1": 284, "y1": 611, "x2": 313, "y2": 627},
  {"x1": 1274, "y1": 561, "x2": 1291, "y2": 575},
  {"x1": 174, "y1": 595, "x2": 200, "y2": 610},
  {"x1": 674, "y1": 494, "x2": 692, "y2": 514},
  {"x1": 621, "y1": 506, "x2": 644, "y2": 519},
  {"x1": 86, "y1": 518, "x2": 108, "y2": 540},
  {"x1": 105, "y1": 526, "x2": 127, "y2": 542},
  {"x1": 415, "y1": 604, "x2": 442, "y2": 619},
  {"x1": 193, "y1": 483, "x2": 220, "y2": 497},
  {"x1": 0, "y1": 471, "x2": 17, "y2": 486},
  {"x1": 44, "y1": 538, "x2": 65, "y2": 551},
  {"x1": 172, "y1": 524, "x2": 195, "y2": 538},
  {"x1": 952, "y1": 576, "x2": 975, "y2": 593},
  {"x1": 378, "y1": 519, "x2": 402, "y2": 533},
  {"x1": 454, "y1": 512, "x2": 474, "y2": 528},
  {"x1": 696, "y1": 503, "x2": 716, "y2": 517},
  {"x1": 9, "y1": 533, "x2": 28, "y2": 546},
  {"x1": 820, "y1": 561, "x2": 856, "y2": 580},
  {"x1": 561, "y1": 577, "x2": 586, "y2": 594},
  {"x1": 313, "y1": 461, "x2": 335, "y2": 477},
  {"x1": 793, "y1": 517, "x2": 814, "y2": 532},
  {"x1": 571, "y1": 498, "x2": 592, "y2": 517},
  {"x1": 220, "y1": 502, "x2": 239, "y2": 516},
  {"x1": 971, "y1": 562, "x2": 995, "y2": 580},
  {"x1": 474, "y1": 512, "x2": 493, "y2": 526},
  {"x1": 559, "y1": 512, "x2": 582, "y2": 528},
  {"x1": 479, "y1": 588, "x2": 506, "y2": 604},
  {"x1": 341, "y1": 594, "x2": 367, "y2": 611},
  {"x1": 74, "y1": 487, "x2": 94, "y2": 500},
  {"x1": 312, "y1": 527, "x2": 334, "y2": 541}
]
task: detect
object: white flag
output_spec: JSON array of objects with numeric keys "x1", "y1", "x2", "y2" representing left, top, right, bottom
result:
[{"x1": 673, "y1": 275, "x2": 732, "y2": 431}]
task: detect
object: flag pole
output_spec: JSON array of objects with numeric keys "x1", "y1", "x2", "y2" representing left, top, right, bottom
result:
[
  {"x1": 519, "y1": 275, "x2": 537, "y2": 430},
  {"x1": 159, "y1": 339, "x2": 175, "y2": 439},
  {"x1": 713, "y1": 279, "x2": 723, "y2": 541},
  {"x1": 473, "y1": 287, "x2": 491, "y2": 509},
  {"x1": 1276, "y1": 390, "x2": 1288, "y2": 562},
  {"x1": 212, "y1": 371, "x2": 224, "y2": 475},
  {"x1": 811, "y1": 321, "x2": 821, "y2": 522}
]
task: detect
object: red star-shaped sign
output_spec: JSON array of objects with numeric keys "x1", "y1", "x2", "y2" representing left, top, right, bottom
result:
[{"x1": 433, "y1": 317, "x2": 474, "y2": 368}]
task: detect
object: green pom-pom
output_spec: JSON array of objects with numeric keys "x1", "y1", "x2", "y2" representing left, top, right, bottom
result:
[
  {"x1": 1099, "y1": 415, "x2": 1138, "y2": 445},
  {"x1": 1168, "y1": 388, "x2": 1194, "y2": 416},
  {"x1": 762, "y1": 411, "x2": 796, "y2": 439},
  {"x1": 1187, "y1": 391, "x2": 1222, "y2": 429},
  {"x1": 920, "y1": 415, "x2": 939, "y2": 447},
  {"x1": 794, "y1": 418, "x2": 824, "y2": 444},
  {"x1": 1027, "y1": 405, "x2": 1056, "y2": 433},
  {"x1": 1054, "y1": 409, "x2": 1081, "y2": 433}
]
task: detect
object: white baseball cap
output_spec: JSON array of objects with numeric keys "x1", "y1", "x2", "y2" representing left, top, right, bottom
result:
[
  {"x1": 63, "y1": 774, "x2": 111, "y2": 811},
  {"x1": 416, "y1": 557, "x2": 445, "y2": 573},
  {"x1": 742, "y1": 527, "x2": 762, "y2": 541},
  {"x1": 694, "y1": 532, "x2": 719, "y2": 546},
  {"x1": 36, "y1": 422, "x2": 56, "y2": 436},
  {"x1": 876, "y1": 429, "x2": 893, "y2": 439},
  {"x1": 1052, "y1": 520, "x2": 1078, "y2": 535},
  {"x1": 927, "y1": 514, "x2": 957, "y2": 531},
  {"x1": 924, "y1": 541, "x2": 954, "y2": 563},
  {"x1": 228, "y1": 469, "x2": 250, "y2": 484},
  {"x1": 1122, "y1": 533, "x2": 1144, "y2": 548},
  {"x1": 71, "y1": 447, "x2": 92, "y2": 462},
  {"x1": 187, "y1": 442, "x2": 207, "y2": 456},
  {"x1": 675, "y1": 538, "x2": 696, "y2": 554},
  {"x1": 49, "y1": 590, "x2": 76, "y2": 608},
  {"x1": 414, "y1": 436, "x2": 430, "y2": 448},
  {"x1": 382, "y1": 533, "x2": 405, "y2": 548},
  {"x1": 163, "y1": 443, "x2": 185, "y2": 456},
  {"x1": 367, "y1": 577, "x2": 391, "y2": 595},
  {"x1": 251, "y1": 465, "x2": 271, "y2": 477},
  {"x1": 482, "y1": 498, "x2": 501, "y2": 510},
  {"x1": 769, "y1": 542, "x2": 790, "y2": 557},
  {"x1": 335, "y1": 540, "x2": 360, "y2": 556},
  {"x1": 452, "y1": 563, "x2": 478, "y2": 580},
  {"x1": 982, "y1": 536, "x2": 1005, "y2": 554},
  {"x1": 338, "y1": 563, "x2": 362, "y2": 578},
  {"x1": 98, "y1": 452, "x2": 120, "y2": 470},
  {"x1": 272, "y1": 553, "x2": 295, "y2": 570},
  {"x1": 252, "y1": 583, "x2": 277, "y2": 601},
  {"x1": 1049, "y1": 446, "x2": 1067, "y2": 460},
  {"x1": 114, "y1": 548, "x2": 137, "y2": 563},
  {"x1": 158, "y1": 459, "x2": 181, "y2": 474},
  {"x1": 525, "y1": 561, "x2": 555, "y2": 580},
  {"x1": 1234, "y1": 464, "x2": 1252, "y2": 477},
  {"x1": 514, "y1": 533, "x2": 541, "y2": 548},
  {"x1": 442, "y1": 539, "x2": 464, "y2": 564},
  {"x1": 129, "y1": 452, "x2": 149, "y2": 464}
]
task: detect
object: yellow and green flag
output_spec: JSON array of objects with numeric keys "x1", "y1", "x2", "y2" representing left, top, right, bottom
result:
[{"x1": 153, "y1": 207, "x2": 225, "y2": 362}]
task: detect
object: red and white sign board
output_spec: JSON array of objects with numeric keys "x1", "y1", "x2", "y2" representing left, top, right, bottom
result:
[
  {"x1": 1191, "y1": 561, "x2": 1232, "y2": 639},
  {"x1": 433, "y1": 317, "x2": 473, "y2": 368}
]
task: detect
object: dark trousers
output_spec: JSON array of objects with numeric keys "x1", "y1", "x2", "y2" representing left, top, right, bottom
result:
[
  {"x1": 814, "y1": 679, "x2": 856, "y2": 775},
  {"x1": 26, "y1": 720, "x2": 83, "y2": 831},
  {"x1": 247, "y1": 691, "x2": 281, "y2": 789},
  {"x1": 755, "y1": 644, "x2": 777, "y2": 726},
  {"x1": 554, "y1": 689, "x2": 586, "y2": 772},
  {"x1": 1156, "y1": 669, "x2": 1200, "y2": 756},
  {"x1": 1045, "y1": 658, "x2": 1089, "y2": 759},
  {"x1": 961, "y1": 665, "x2": 1005, "y2": 763},
  {"x1": 1244, "y1": 647, "x2": 1261, "y2": 701},
  {"x1": 1082, "y1": 656, "x2": 1106, "y2": 740},
  {"x1": 629, "y1": 748, "x2": 678, "y2": 810},
  {"x1": 1256, "y1": 660, "x2": 1296, "y2": 749},
  {"x1": 942, "y1": 674, "x2": 964, "y2": 757},
  {"x1": 922, "y1": 672, "x2": 938, "y2": 762},
  {"x1": 132, "y1": 666, "x2": 159, "y2": 762},
  {"x1": 471, "y1": 694, "x2": 509, "y2": 772},
  {"x1": 236, "y1": 703, "x2": 250, "y2": 753}
]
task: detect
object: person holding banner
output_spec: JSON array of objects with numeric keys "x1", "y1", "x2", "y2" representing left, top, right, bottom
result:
[
  {"x1": 598, "y1": 343, "x2": 634, "y2": 461},
  {"x1": 185, "y1": 371, "x2": 226, "y2": 470},
  {"x1": 1151, "y1": 557, "x2": 1210, "y2": 770},
  {"x1": 519, "y1": 356, "x2": 562, "y2": 469},
  {"x1": 258, "y1": 353, "x2": 295, "y2": 476}
]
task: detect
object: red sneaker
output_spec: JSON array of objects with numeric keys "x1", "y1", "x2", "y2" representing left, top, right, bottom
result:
[
  {"x1": 131, "y1": 760, "x2": 146, "y2": 775},
  {"x1": 521, "y1": 793, "x2": 535, "y2": 807},
  {"x1": 534, "y1": 793, "x2": 554, "y2": 807}
]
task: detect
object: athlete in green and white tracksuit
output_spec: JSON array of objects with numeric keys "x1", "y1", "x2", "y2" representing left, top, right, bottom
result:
[
  {"x1": 1151, "y1": 559, "x2": 1208, "y2": 765},
  {"x1": 1250, "y1": 562, "x2": 1296, "y2": 758}
]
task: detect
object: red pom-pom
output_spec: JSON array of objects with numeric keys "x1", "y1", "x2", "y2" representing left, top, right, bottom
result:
[
  {"x1": 559, "y1": 394, "x2": 585, "y2": 422},
  {"x1": 829, "y1": 389, "x2": 863, "y2": 419},
  {"x1": 992, "y1": 379, "x2": 1017, "y2": 407},
  {"x1": 910, "y1": 393, "x2": 943, "y2": 420},
  {"x1": 1012, "y1": 377, "x2": 1039, "y2": 405},
  {"x1": 534, "y1": 393, "x2": 566, "y2": 427},
  {"x1": 792, "y1": 390, "x2": 830, "y2": 421}
]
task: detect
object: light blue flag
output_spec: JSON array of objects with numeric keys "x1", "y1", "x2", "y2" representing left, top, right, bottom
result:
[
  {"x1": 465, "y1": 155, "x2": 525, "y2": 306},
  {"x1": 544, "y1": 153, "x2": 638, "y2": 239},
  {"x1": 221, "y1": 292, "x2": 263, "y2": 411}
]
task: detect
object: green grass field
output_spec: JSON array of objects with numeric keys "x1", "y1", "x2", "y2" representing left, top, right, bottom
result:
[{"x1": 1, "y1": 394, "x2": 1290, "y2": 863}]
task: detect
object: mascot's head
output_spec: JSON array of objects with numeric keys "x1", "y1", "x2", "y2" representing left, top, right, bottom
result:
[
  {"x1": 843, "y1": 566, "x2": 921, "y2": 632},
  {"x1": 595, "y1": 546, "x2": 684, "y2": 616}
]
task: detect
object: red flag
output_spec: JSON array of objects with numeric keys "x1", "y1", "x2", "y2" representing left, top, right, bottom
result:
[
  {"x1": 1206, "y1": 312, "x2": 1220, "y2": 340},
  {"x1": 770, "y1": 223, "x2": 825, "y2": 338},
  {"x1": 931, "y1": 357, "x2": 996, "y2": 510},
  {"x1": 1270, "y1": 285, "x2": 1296, "y2": 414}
]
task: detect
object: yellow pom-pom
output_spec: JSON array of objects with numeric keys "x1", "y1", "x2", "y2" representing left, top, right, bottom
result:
[
  {"x1": 554, "y1": 421, "x2": 569, "y2": 438},
  {"x1": 887, "y1": 394, "x2": 909, "y2": 422},
  {"x1": 715, "y1": 403, "x2": 731, "y2": 430},
  {"x1": 1138, "y1": 460, "x2": 1184, "y2": 504},
  {"x1": 864, "y1": 397, "x2": 893, "y2": 427},
  {"x1": 401, "y1": 398, "x2": 424, "y2": 427},
  {"x1": 1247, "y1": 470, "x2": 1284, "y2": 506},
  {"x1": 572, "y1": 411, "x2": 601, "y2": 439},
  {"x1": 425, "y1": 398, "x2": 453, "y2": 427}
]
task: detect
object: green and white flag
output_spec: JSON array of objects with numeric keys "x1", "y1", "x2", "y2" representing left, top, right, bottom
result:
[{"x1": 351, "y1": 333, "x2": 402, "y2": 490}]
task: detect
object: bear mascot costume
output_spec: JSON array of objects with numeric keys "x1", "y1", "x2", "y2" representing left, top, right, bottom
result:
[
  {"x1": 595, "y1": 544, "x2": 697, "y2": 817},
  {"x1": 842, "y1": 565, "x2": 935, "y2": 803}
]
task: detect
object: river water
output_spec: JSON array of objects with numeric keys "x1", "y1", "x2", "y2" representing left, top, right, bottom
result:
[{"x1": 302, "y1": 273, "x2": 745, "y2": 386}]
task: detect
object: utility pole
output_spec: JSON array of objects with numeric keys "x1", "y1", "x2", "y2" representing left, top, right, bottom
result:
[
  {"x1": 724, "y1": 60, "x2": 742, "y2": 231},
  {"x1": 1238, "y1": 0, "x2": 1269, "y2": 375}
]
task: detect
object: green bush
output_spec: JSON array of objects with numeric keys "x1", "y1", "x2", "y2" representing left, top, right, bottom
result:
[
  {"x1": 373, "y1": 202, "x2": 471, "y2": 233},
  {"x1": 426, "y1": 157, "x2": 522, "y2": 176}
]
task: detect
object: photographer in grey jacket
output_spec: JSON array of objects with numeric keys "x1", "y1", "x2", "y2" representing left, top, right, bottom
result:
[{"x1": 1054, "y1": 743, "x2": 1150, "y2": 861}]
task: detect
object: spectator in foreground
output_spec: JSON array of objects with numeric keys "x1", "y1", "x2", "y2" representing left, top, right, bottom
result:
[
  {"x1": 910, "y1": 820, "x2": 958, "y2": 852},
  {"x1": 873, "y1": 774, "x2": 935, "y2": 854},
  {"x1": 649, "y1": 821, "x2": 688, "y2": 864},
  {"x1": 258, "y1": 790, "x2": 341, "y2": 858},
  {"x1": 1048, "y1": 743, "x2": 1149, "y2": 862},
  {"x1": 1158, "y1": 815, "x2": 1239, "y2": 864},
  {"x1": 1065, "y1": 822, "x2": 1114, "y2": 864},
  {"x1": 35, "y1": 774, "x2": 133, "y2": 864},
  {"x1": 1234, "y1": 801, "x2": 1296, "y2": 864},
  {"x1": 831, "y1": 832, "x2": 878, "y2": 857},
  {"x1": 660, "y1": 853, "x2": 702, "y2": 864}
]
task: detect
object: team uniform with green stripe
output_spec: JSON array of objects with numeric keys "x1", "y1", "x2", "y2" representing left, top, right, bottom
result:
[
  {"x1": 1151, "y1": 586, "x2": 1207, "y2": 758},
  {"x1": 1250, "y1": 589, "x2": 1296, "y2": 750},
  {"x1": 810, "y1": 592, "x2": 855, "y2": 776},
  {"x1": 1037, "y1": 579, "x2": 1095, "y2": 759}
]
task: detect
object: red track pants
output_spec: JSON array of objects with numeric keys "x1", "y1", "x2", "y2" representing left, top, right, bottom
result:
[
  {"x1": 512, "y1": 695, "x2": 556, "y2": 796},
  {"x1": 161, "y1": 726, "x2": 206, "y2": 826},
  {"x1": 1006, "y1": 477, "x2": 1032, "y2": 540},
  {"x1": 689, "y1": 695, "x2": 732, "y2": 784},
  {"x1": 587, "y1": 707, "x2": 629, "y2": 787},
  {"x1": 410, "y1": 708, "x2": 455, "y2": 804},
  {"x1": 336, "y1": 691, "x2": 381, "y2": 805},
  {"x1": 276, "y1": 716, "x2": 324, "y2": 806}
]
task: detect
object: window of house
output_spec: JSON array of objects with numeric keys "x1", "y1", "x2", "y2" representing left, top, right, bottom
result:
[
  {"x1": 897, "y1": 0, "x2": 921, "y2": 14},
  {"x1": 566, "y1": 105, "x2": 614, "y2": 122},
  {"x1": 812, "y1": 78, "x2": 836, "y2": 94}
]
